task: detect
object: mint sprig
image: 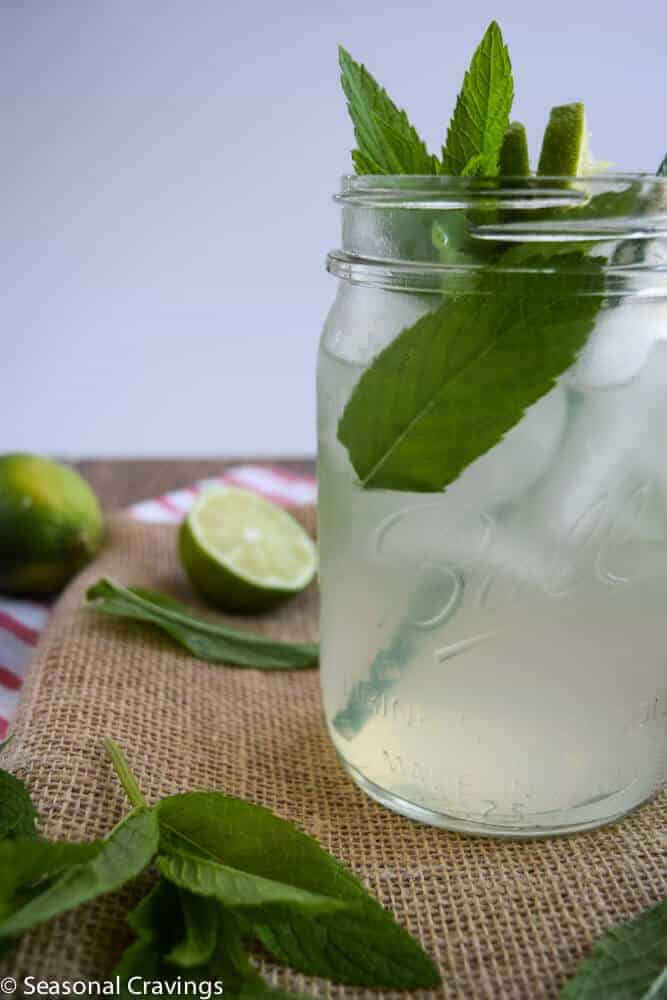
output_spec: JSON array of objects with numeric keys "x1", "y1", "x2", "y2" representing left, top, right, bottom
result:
[
  {"x1": 441, "y1": 21, "x2": 514, "y2": 176},
  {"x1": 0, "y1": 741, "x2": 439, "y2": 995},
  {"x1": 338, "y1": 46, "x2": 438, "y2": 174},
  {"x1": 658, "y1": 153, "x2": 667, "y2": 177}
]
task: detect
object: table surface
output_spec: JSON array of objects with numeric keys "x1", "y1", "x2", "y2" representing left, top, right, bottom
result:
[{"x1": 74, "y1": 458, "x2": 316, "y2": 512}]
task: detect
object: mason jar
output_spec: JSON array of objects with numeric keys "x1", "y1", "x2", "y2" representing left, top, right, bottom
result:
[{"x1": 317, "y1": 175, "x2": 667, "y2": 837}]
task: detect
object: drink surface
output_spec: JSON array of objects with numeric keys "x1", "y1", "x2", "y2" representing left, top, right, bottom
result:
[{"x1": 317, "y1": 285, "x2": 667, "y2": 835}]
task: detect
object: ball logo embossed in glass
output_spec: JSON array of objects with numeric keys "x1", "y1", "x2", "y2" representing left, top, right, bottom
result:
[{"x1": 317, "y1": 175, "x2": 667, "y2": 836}]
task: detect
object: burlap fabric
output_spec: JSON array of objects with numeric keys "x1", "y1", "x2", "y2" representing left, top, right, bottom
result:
[{"x1": 1, "y1": 512, "x2": 665, "y2": 999}]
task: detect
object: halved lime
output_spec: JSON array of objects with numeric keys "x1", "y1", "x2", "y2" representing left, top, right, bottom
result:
[
  {"x1": 537, "y1": 102, "x2": 595, "y2": 176},
  {"x1": 179, "y1": 485, "x2": 317, "y2": 613}
]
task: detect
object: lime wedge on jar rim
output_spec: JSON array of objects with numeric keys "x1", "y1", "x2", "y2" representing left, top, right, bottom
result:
[
  {"x1": 179, "y1": 485, "x2": 317, "y2": 613},
  {"x1": 537, "y1": 102, "x2": 602, "y2": 175}
]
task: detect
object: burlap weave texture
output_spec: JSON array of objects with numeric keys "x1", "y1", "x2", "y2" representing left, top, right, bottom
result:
[{"x1": 1, "y1": 512, "x2": 665, "y2": 998}]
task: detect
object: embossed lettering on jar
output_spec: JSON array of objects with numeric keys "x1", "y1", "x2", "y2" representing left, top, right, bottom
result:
[{"x1": 317, "y1": 175, "x2": 667, "y2": 836}]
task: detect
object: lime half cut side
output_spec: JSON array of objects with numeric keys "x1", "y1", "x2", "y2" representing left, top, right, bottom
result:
[{"x1": 179, "y1": 485, "x2": 317, "y2": 613}]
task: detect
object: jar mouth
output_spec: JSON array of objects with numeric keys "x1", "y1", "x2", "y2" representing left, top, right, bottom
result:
[
  {"x1": 336, "y1": 173, "x2": 667, "y2": 211},
  {"x1": 330, "y1": 173, "x2": 667, "y2": 295}
]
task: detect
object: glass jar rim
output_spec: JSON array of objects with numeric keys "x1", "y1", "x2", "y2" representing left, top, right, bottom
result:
[
  {"x1": 329, "y1": 173, "x2": 667, "y2": 295},
  {"x1": 336, "y1": 173, "x2": 667, "y2": 210}
]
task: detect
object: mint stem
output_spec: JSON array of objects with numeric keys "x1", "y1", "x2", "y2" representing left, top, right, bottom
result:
[{"x1": 104, "y1": 738, "x2": 148, "y2": 809}]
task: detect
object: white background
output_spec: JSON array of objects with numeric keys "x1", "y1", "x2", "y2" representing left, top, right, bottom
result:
[{"x1": 3, "y1": 0, "x2": 666, "y2": 458}]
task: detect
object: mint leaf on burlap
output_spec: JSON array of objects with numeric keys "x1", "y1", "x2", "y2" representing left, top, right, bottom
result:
[
  {"x1": 0, "y1": 767, "x2": 37, "y2": 840},
  {"x1": 337, "y1": 253, "x2": 604, "y2": 492},
  {"x1": 156, "y1": 850, "x2": 346, "y2": 913},
  {"x1": 441, "y1": 21, "x2": 514, "y2": 176},
  {"x1": 339, "y1": 45, "x2": 437, "y2": 174},
  {"x1": 104, "y1": 741, "x2": 439, "y2": 992},
  {"x1": 167, "y1": 889, "x2": 219, "y2": 967},
  {"x1": 157, "y1": 791, "x2": 439, "y2": 988},
  {"x1": 86, "y1": 579, "x2": 318, "y2": 669},
  {"x1": 116, "y1": 884, "x2": 313, "y2": 999},
  {"x1": 0, "y1": 808, "x2": 158, "y2": 938},
  {"x1": 561, "y1": 898, "x2": 667, "y2": 999}
]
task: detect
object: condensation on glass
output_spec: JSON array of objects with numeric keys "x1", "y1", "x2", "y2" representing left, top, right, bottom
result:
[{"x1": 317, "y1": 175, "x2": 667, "y2": 836}]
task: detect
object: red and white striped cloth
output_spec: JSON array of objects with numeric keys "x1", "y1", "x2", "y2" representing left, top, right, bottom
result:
[{"x1": 0, "y1": 464, "x2": 317, "y2": 739}]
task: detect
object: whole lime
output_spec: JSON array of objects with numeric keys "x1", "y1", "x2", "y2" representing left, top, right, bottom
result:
[{"x1": 0, "y1": 454, "x2": 104, "y2": 597}]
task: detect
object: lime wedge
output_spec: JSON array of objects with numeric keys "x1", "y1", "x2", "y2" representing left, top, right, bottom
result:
[
  {"x1": 537, "y1": 102, "x2": 595, "y2": 176},
  {"x1": 179, "y1": 485, "x2": 317, "y2": 613},
  {"x1": 499, "y1": 121, "x2": 530, "y2": 175}
]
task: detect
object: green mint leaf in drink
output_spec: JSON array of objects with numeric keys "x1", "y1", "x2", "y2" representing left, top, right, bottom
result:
[
  {"x1": 0, "y1": 767, "x2": 38, "y2": 840},
  {"x1": 561, "y1": 899, "x2": 667, "y2": 999},
  {"x1": 499, "y1": 120, "x2": 531, "y2": 174},
  {"x1": 441, "y1": 21, "x2": 514, "y2": 176},
  {"x1": 338, "y1": 45, "x2": 438, "y2": 174},
  {"x1": 0, "y1": 808, "x2": 159, "y2": 937},
  {"x1": 658, "y1": 153, "x2": 667, "y2": 176},
  {"x1": 338, "y1": 253, "x2": 604, "y2": 492},
  {"x1": 86, "y1": 578, "x2": 318, "y2": 669}
]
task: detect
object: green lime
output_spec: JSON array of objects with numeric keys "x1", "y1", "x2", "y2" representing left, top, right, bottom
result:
[
  {"x1": 537, "y1": 102, "x2": 595, "y2": 176},
  {"x1": 499, "y1": 121, "x2": 531, "y2": 175},
  {"x1": 0, "y1": 454, "x2": 104, "y2": 597},
  {"x1": 179, "y1": 485, "x2": 317, "y2": 613}
]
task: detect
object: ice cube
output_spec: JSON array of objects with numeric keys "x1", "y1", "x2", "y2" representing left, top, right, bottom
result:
[{"x1": 571, "y1": 298, "x2": 667, "y2": 390}]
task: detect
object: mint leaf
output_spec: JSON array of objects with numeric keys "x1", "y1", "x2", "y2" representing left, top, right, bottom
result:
[
  {"x1": 441, "y1": 21, "x2": 514, "y2": 176},
  {"x1": 116, "y1": 886, "x2": 311, "y2": 999},
  {"x1": 253, "y1": 907, "x2": 439, "y2": 989},
  {"x1": 167, "y1": 889, "x2": 218, "y2": 967},
  {"x1": 156, "y1": 850, "x2": 346, "y2": 913},
  {"x1": 157, "y1": 791, "x2": 439, "y2": 989},
  {"x1": 561, "y1": 898, "x2": 667, "y2": 999},
  {"x1": 0, "y1": 767, "x2": 37, "y2": 840},
  {"x1": 86, "y1": 579, "x2": 318, "y2": 670},
  {"x1": 0, "y1": 808, "x2": 158, "y2": 937},
  {"x1": 658, "y1": 154, "x2": 667, "y2": 176},
  {"x1": 337, "y1": 253, "x2": 603, "y2": 492},
  {"x1": 339, "y1": 46, "x2": 437, "y2": 174}
]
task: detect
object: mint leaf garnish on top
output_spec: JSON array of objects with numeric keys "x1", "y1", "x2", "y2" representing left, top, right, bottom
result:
[
  {"x1": 335, "y1": 23, "x2": 642, "y2": 493},
  {"x1": 441, "y1": 21, "x2": 514, "y2": 176},
  {"x1": 338, "y1": 46, "x2": 438, "y2": 174},
  {"x1": 561, "y1": 898, "x2": 667, "y2": 999},
  {"x1": 659, "y1": 153, "x2": 667, "y2": 176}
]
